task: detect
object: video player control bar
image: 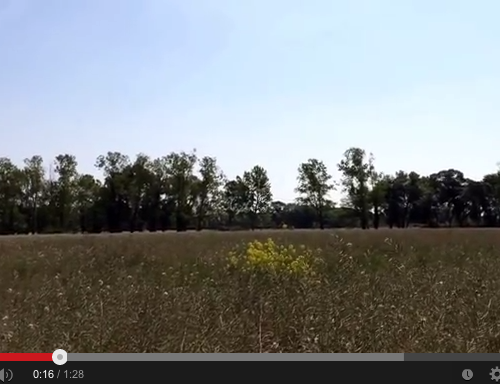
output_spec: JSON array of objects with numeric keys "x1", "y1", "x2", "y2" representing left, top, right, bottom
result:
[{"x1": 2, "y1": 351, "x2": 500, "y2": 362}]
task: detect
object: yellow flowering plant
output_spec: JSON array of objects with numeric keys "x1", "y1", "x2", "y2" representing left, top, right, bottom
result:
[{"x1": 227, "y1": 238, "x2": 322, "y2": 279}]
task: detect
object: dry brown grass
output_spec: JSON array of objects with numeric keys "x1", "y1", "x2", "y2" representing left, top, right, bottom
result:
[{"x1": 1, "y1": 228, "x2": 500, "y2": 353}]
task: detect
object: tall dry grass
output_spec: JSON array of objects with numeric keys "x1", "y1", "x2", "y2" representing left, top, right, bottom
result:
[{"x1": 1, "y1": 229, "x2": 500, "y2": 353}]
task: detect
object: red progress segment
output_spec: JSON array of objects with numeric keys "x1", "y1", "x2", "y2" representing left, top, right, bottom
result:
[{"x1": 0, "y1": 353, "x2": 53, "y2": 361}]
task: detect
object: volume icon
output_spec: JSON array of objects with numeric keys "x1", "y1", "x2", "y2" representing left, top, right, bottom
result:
[{"x1": 0, "y1": 368, "x2": 13, "y2": 382}]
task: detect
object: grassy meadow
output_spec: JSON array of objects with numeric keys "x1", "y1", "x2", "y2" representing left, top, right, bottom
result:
[{"x1": 1, "y1": 229, "x2": 500, "y2": 353}]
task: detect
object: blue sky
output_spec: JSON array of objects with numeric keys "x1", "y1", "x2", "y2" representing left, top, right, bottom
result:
[{"x1": 1, "y1": 0, "x2": 500, "y2": 202}]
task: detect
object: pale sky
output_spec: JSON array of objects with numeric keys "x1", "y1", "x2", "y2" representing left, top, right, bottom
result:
[{"x1": 1, "y1": 0, "x2": 500, "y2": 203}]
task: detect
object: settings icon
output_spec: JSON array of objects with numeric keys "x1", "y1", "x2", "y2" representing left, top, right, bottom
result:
[{"x1": 491, "y1": 366, "x2": 500, "y2": 381}]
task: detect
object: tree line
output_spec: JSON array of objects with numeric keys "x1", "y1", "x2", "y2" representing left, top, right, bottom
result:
[{"x1": 0, "y1": 147, "x2": 499, "y2": 234}]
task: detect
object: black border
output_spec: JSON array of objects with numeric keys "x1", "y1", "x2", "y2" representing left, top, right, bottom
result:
[{"x1": 2, "y1": 361, "x2": 498, "y2": 383}]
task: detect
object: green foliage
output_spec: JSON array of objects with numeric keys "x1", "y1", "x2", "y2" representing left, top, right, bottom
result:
[
  {"x1": 242, "y1": 165, "x2": 273, "y2": 229},
  {"x1": 1, "y1": 147, "x2": 500, "y2": 233},
  {"x1": 192, "y1": 156, "x2": 225, "y2": 230},
  {"x1": 337, "y1": 147, "x2": 375, "y2": 229},
  {"x1": 296, "y1": 159, "x2": 335, "y2": 229}
]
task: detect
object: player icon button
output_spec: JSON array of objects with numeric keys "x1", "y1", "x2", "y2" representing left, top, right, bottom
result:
[
  {"x1": 462, "y1": 369, "x2": 473, "y2": 381},
  {"x1": 52, "y1": 349, "x2": 67, "y2": 365}
]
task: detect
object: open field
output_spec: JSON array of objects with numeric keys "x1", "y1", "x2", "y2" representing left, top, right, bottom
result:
[{"x1": 1, "y1": 229, "x2": 500, "y2": 353}]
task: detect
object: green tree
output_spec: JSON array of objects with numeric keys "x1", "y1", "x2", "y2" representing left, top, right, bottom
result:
[
  {"x1": 243, "y1": 165, "x2": 273, "y2": 230},
  {"x1": 164, "y1": 150, "x2": 198, "y2": 231},
  {"x1": 193, "y1": 156, "x2": 224, "y2": 231},
  {"x1": 481, "y1": 172, "x2": 500, "y2": 226},
  {"x1": 337, "y1": 148, "x2": 374, "y2": 229},
  {"x1": 295, "y1": 159, "x2": 334, "y2": 229},
  {"x1": 0, "y1": 158, "x2": 23, "y2": 233},
  {"x1": 148, "y1": 156, "x2": 174, "y2": 231},
  {"x1": 21, "y1": 155, "x2": 45, "y2": 233},
  {"x1": 222, "y1": 177, "x2": 249, "y2": 227},
  {"x1": 124, "y1": 153, "x2": 154, "y2": 232},
  {"x1": 368, "y1": 172, "x2": 388, "y2": 229},
  {"x1": 2, "y1": 147, "x2": 500, "y2": 233},
  {"x1": 53, "y1": 154, "x2": 79, "y2": 231},
  {"x1": 74, "y1": 174, "x2": 101, "y2": 232},
  {"x1": 95, "y1": 151, "x2": 130, "y2": 232},
  {"x1": 429, "y1": 169, "x2": 466, "y2": 227},
  {"x1": 385, "y1": 171, "x2": 424, "y2": 228}
]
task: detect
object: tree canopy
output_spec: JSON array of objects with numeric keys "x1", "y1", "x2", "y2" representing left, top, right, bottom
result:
[{"x1": 1, "y1": 147, "x2": 500, "y2": 234}]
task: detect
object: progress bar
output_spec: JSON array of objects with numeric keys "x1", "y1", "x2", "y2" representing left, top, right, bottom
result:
[
  {"x1": 66, "y1": 353, "x2": 500, "y2": 361},
  {"x1": 2, "y1": 352, "x2": 500, "y2": 362},
  {"x1": 68, "y1": 353, "x2": 403, "y2": 361}
]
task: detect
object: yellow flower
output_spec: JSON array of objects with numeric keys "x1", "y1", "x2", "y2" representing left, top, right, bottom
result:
[{"x1": 226, "y1": 238, "x2": 321, "y2": 278}]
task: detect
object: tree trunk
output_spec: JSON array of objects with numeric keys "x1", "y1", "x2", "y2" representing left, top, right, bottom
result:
[
  {"x1": 196, "y1": 216, "x2": 203, "y2": 231},
  {"x1": 79, "y1": 209, "x2": 86, "y2": 233},
  {"x1": 227, "y1": 211, "x2": 234, "y2": 227},
  {"x1": 32, "y1": 201, "x2": 38, "y2": 234},
  {"x1": 360, "y1": 203, "x2": 369, "y2": 229},
  {"x1": 373, "y1": 205, "x2": 380, "y2": 229},
  {"x1": 176, "y1": 209, "x2": 187, "y2": 232},
  {"x1": 318, "y1": 208, "x2": 324, "y2": 230},
  {"x1": 196, "y1": 206, "x2": 204, "y2": 231},
  {"x1": 249, "y1": 212, "x2": 256, "y2": 230}
]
